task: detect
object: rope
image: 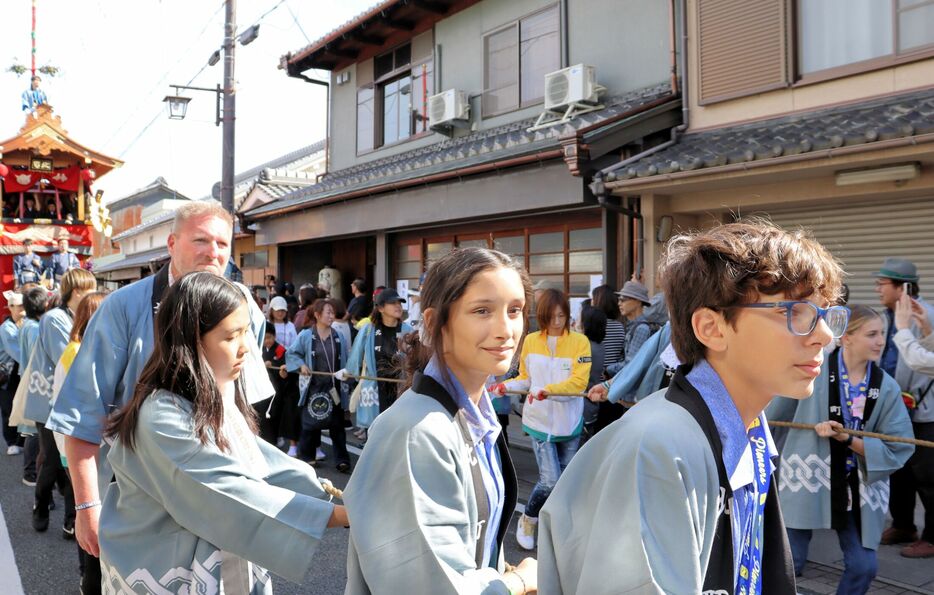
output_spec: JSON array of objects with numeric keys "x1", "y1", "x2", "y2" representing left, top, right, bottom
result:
[
  {"x1": 768, "y1": 420, "x2": 934, "y2": 449},
  {"x1": 299, "y1": 369, "x2": 589, "y2": 398},
  {"x1": 298, "y1": 370, "x2": 934, "y2": 448},
  {"x1": 318, "y1": 477, "x2": 343, "y2": 500}
]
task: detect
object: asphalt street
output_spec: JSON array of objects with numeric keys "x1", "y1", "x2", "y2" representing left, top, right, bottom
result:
[{"x1": 1, "y1": 418, "x2": 931, "y2": 594}]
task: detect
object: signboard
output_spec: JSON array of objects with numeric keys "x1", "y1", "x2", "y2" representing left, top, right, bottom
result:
[{"x1": 29, "y1": 157, "x2": 53, "y2": 173}]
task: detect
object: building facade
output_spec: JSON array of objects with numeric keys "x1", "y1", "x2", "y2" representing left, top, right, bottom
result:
[
  {"x1": 242, "y1": 0, "x2": 684, "y2": 300},
  {"x1": 595, "y1": 0, "x2": 934, "y2": 304}
]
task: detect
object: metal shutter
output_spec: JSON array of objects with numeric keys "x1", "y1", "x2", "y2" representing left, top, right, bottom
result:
[
  {"x1": 697, "y1": 0, "x2": 791, "y2": 104},
  {"x1": 767, "y1": 197, "x2": 934, "y2": 306}
]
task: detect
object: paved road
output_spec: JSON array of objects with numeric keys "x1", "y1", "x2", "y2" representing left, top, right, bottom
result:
[{"x1": 1, "y1": 418, "x2": 931, "y2": 594}]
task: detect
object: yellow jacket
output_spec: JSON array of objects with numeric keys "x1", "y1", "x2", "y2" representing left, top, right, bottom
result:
[{"x1": 505, "y1": 330, "x2": 591, "y2": 442}]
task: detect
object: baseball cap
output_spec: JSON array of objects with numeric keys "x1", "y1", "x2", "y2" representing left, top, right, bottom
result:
[
  {"x1": 270, "y1": 296, "x2": 288, "y2": 311},
  {"x1": 3, "y1": 290, "x2": 22, "y2": 307},
  {"x1": 375, "y1": 288, "x2": 406, "y2": 306}
]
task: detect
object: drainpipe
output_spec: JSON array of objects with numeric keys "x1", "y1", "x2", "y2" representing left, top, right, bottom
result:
[
  {"x1": 291, "y1": 71, "x2": 330, "y2": 179},
  {"x1": 590, "y1": 0, "x2": 690, "y2": 277}
]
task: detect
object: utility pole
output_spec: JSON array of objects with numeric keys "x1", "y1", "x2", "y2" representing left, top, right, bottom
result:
[{"x1": 221, "y1": 0, "x2": 236, "y2": 215}]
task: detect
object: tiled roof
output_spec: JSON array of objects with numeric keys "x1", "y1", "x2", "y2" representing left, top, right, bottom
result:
[
  {"x1": 245, "y1": 82, "x2": 676, "y2": 218},
  {"x1": 603, "y1": 88, "x2": 934, "y2": 183}
]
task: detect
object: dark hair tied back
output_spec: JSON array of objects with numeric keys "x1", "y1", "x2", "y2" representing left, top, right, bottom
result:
[{"x1": 402, "y1": 247, "x2": 532, "y2": 389}]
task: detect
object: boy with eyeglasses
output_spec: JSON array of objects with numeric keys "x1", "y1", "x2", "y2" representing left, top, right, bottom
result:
[{"x1": 537, "y1": 221, "x2": 846, "y2": 595}]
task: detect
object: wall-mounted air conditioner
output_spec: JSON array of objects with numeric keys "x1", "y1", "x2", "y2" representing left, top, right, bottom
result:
[
  {"x1": 428, "y1": 89, "x2": 470, "y2": 131},
  {"x1": 530, "y1": 64, "x2": 606, "y2": 132}
]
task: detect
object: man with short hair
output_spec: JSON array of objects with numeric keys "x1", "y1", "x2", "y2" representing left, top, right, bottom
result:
[
  {"x1": 539, "y1": 221, "x2": 845, "y2": 593},
  {"x1": 874, "y1": 257, "x2": 934, "y2": 558},
  {"x1": 13, "y1": 239, "x2": 44, "y2": 287},
  {"x1": 45, "y1": 238, "x2": 80, "y2": 287},
  {"x1": 47, "y1": 202, "x2": 272, "y2": 588}
]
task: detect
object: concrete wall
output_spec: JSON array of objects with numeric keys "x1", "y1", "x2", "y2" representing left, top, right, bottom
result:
[{"x1": 327, "y1": 0, "x2": 671, "y2": 171}]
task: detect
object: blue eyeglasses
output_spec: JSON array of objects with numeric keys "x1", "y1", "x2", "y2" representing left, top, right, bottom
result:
[{"x1": 735, "y1": 301, "x2": 850, "y2": 339}]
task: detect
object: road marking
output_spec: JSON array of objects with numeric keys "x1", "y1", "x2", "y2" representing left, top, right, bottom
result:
[
  {"x1": 0, "y1": 499, "x2": 25, "y2": 595},
  {"x1": 320, "y1": 436, "x2": 527, "y2": 514}
]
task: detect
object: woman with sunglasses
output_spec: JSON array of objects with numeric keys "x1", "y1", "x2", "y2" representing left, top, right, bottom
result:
[{"x1": 767, "y1": 304, "x2": 914, "y2": 594}]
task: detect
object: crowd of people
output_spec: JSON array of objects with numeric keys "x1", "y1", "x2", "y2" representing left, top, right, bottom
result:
[{"x1": 0, "y1": 207, "x2": 931, "y2": 594}]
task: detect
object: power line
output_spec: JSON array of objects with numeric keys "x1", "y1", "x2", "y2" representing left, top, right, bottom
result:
[{"x1": 104, "y1": 1, "x2": 225, "y2": 148}]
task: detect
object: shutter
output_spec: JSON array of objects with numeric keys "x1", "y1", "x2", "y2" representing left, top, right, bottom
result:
[
  {"x1": 767, "y1": 197, "x2": 934, "y2": 306},
  {"x1": 697, "y1": 0, "x2": 791, "y2": 104}
]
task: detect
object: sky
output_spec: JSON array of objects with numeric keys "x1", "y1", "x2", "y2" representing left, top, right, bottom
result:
[{"x1": 0, "y1": 0, "x2": 375, "y2": 203}]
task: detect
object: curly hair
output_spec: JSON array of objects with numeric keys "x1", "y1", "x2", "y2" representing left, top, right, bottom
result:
[{"x1": 659, "y1": 219, "x2": 844, "y2": 365}]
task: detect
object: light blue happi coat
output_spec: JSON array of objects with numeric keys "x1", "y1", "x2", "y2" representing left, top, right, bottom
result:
[
  {"x1": 99, "y1": 389, "x2": 335, "y2": 595},
  {"x1": 47, "y1": 272, "x2": 268, "y2": 494},
  {"x1": 344, "y1": 321, "x2": 413, "y2": 428},
  {"x1": 607, "y1": 322, "x2": 672, "y2": 404},
  {"x1": 766, "y1": 361, "x2": 914, "y2": 549},
  {"x1": 23, "y1": 307, "x2": 72, "y2": 424}
]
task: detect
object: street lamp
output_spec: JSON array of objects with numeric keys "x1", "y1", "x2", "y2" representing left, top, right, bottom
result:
[
  {"x1": 163, "y1": 85, "x2": 223, "y2": 125},
  {"x1": 162, "y1": 94, "x2": 192, "y2": 120}
]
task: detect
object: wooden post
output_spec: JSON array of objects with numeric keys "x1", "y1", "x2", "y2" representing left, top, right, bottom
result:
[{"x1": 77, "y1": 178, "x2": 85, "y2": 222}]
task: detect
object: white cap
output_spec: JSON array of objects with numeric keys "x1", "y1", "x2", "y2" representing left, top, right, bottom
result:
[
  {"x1": 270, "y1": 296, "x2": 288, "y2": 311},
  {"x1": 3, "y1": 290, "x2": 22, "y2": 307}
]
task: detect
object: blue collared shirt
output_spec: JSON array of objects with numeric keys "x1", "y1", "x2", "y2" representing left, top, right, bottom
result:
[
  {"x1": 686, "y1": 360, "x2": 777, "y2": 584},
  {"x1": 424, "y1": 357, "x2": 505, "y2": 568},
  {"x1": 0, "y1": 319, "x2": 20, "y2": 367}
]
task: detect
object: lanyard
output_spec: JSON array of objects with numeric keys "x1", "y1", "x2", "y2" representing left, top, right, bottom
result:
[
  {"x1": 837, "y1": 351, "x2": 868, "y2": 472},
  {"x1": 735, "y1": 417, "x2": 770, "y2": 595}
]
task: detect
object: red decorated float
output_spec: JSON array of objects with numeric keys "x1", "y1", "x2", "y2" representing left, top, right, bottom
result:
[{"x1": 0, "y1": 104, "x2": 123, "y2": 306}]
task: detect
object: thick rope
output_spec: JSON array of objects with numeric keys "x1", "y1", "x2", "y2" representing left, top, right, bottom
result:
[
  {"x1": 768, "y1": 420, "x2": 934, "y2": 449},
  {"x1": 318, "y1": 477, "x2": 343, "y2": 500},
  {"x1": 299, "y1": 370, "x2": 934, "y2": 448}
]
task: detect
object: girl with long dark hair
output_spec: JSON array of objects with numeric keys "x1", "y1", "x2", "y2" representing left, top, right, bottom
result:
[
  {"x1": 101, "y1": 272, "x2": 346, "y2": 594},
  {"x1": 344, "y1": 248, "x2": 536, "y2": 594}
]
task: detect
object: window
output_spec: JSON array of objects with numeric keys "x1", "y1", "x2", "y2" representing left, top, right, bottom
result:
[
  {"x1": 797, "y1": 0, "x2": 934, "y2": 76},
  {"x1": 483, "y1": 5, "x2": 560, "y2": 117},
  {"x1": 240, "y1": 251, "x2": 269, "y2": 269},
  {"x1": 392, "y1": 224, "x2": 602, "y2": 298},
  {"x1": 357, "y1": 87, "x2": 375, "y2": 153},
  {"x1": 357, "y1": 43, "x2": 433, "y2": 153},
  {"x1": 382, "y1": 74, "x2": 412, "y2": 146}
]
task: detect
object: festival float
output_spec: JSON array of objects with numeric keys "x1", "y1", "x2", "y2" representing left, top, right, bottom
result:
[{"x1": 0, "y1": 103, "x2": 122, "y2": 297}]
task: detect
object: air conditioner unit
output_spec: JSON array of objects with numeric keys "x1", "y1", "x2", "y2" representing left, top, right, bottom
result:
[
  {"x1": 529, "y1": 64, "x2": 606, "y2": 132},
  {"x1": 428, "y1": 89, "x2": 470, "y2": 130},
  {"x1": 544, "y1": 64, "x2": 600, "y2": 111}
]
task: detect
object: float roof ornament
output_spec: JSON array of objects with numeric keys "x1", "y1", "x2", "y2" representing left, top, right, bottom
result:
[{"x1": 0, "y1": 104, "x2": 123, "y2": 177}]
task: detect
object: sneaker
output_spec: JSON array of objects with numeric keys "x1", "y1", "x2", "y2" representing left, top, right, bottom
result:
[
  {"x1": 32, "y1": 504, "x2": 49, "y2": 532},
  {"x1": 22, "y1": 476, "x2": 36, "y2": 487},
  {"x1": 881, "y1": 527, "x2": 919, "y2": 545},
  {"x1": 516, "y1": 513, "x2": 537, "y2": 550},
  {"x1": 62, "y1": 522, "x2": 75, "y2": 541},
  {"x1": 901, "y1": 540, "x2": 934, "y2": 559},
  {"x1": 315, "y1": 448, "x2": 327, "y2": 461},
  {"x1": 6, "y1": 445, "x2": 22, "y2": 455},
  {"x1": 286, "y1": 445, "x2": 298, "y2": 457}
]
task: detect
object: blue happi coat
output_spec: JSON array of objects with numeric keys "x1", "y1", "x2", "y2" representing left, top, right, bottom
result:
[
  {"x1": 23, "y1": 307, "x2": 72, "y2": 424},
  {"x1": 285, "y1": 326, "x2": 350, "y2": 408},
  {"x1": 47, "y1": 269, "x2": 268, "y2": 494},
  {"x1": 766, "y1": 360, "x2": 914, "y2": 549},
  {"x1": 345, "y1": 321, "x2": 413, "y2": 428},
  {"x1": 608, "y1": 322, "x2": 672, "y2": 404}
]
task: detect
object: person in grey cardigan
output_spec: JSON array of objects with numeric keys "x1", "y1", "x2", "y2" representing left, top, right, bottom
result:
[{"x1": 344, "y1": 248, "x2": 537, "y2": 594}]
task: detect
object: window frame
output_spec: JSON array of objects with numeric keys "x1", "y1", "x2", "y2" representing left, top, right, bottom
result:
[
  {"x1": 356, "y1": 42, "x2": 434, "y2": 156},
  {"x1": 481, "y1": 3, "x2": 562, "y2": 119},
  {"x1": 792, "y1": 0, "x2": 934, "y2": 87}
]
